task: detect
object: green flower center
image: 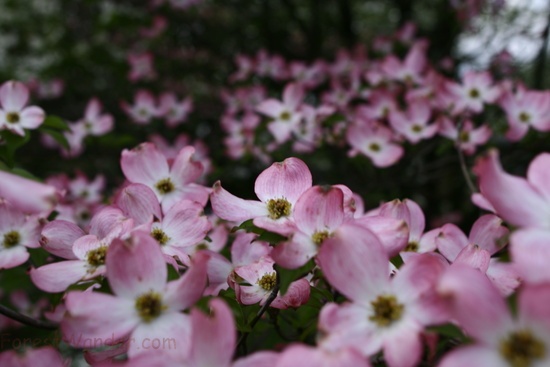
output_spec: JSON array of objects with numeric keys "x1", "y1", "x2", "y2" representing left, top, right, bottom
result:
[
  {"x1": 469, "y1": 88, "x2": 480, "y2": 98},
  {"x1": 155, "y1": 178, "x2": 175, "y2": 195},
  {"x1": 267, "y1": 198, "x2": 292, "y2": 220},
  {"x1": 369, "y1": 295, "x2": 404, "y2": 327},
  {"x1": 3, "y1": 231, "x2": 20, "y2": 248},
  {"x1": 6, "y1": 112, "x2": 20, "y2": 124},
  {"x1": 151, "y1": 228, "x2": 170, "y2": 245},
  {"x1": 312, "y1": 230, "x2": 331, "y2": 246},
  {"x1": 135, "y1": 291, "x2": 166, "y2": 323},
  {"x1": 519, "y1": 112, "x2": 531, "y2": 123},
  {"x1": 459, "y1": 130, "x2": 470, "y2": 143},
  {"x1": 257, "y1": 272, "x2": 277, "y2": 291},
  {"x1": 369, "y1": 143, "x2": 381, "y2": 152},
  {"x1": 499, "y1": 329, "x2": 545, "y2": 367},
  {"x1": 279, "y1": 111, "x2": 291, "y2": 121},
  {"x1": 411, "y1": 124, "x2": 423, "y2": 133},
  {"x1": 404, "y1": 241, "x2": 419, "y2": 252},
  {"x1": 86, "y1": 246, "x2": 108, "y2": 267}
]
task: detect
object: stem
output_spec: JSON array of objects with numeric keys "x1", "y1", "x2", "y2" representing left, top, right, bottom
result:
[
  {"x1": 457, "y1": 146, "x2": 476, "y2": 194},
  {"x1": 0, "y1": 304, "x2": 58, "y2": 330},
  {"x1": 236, "y1": 274, "x2": 281, "y2": 351}
]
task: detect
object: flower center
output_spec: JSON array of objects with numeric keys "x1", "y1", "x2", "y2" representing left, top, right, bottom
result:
[
  {"x1": 469, "y1": 88, "x2": 480, "y2": 98},
  {"x1": 369, "y1": 142, "x2": 381, "y2": 152},
  {"x1": 459, "y1": 130, "x2": 470, "y2": 142},
  {"x1": 6, "y1": 112, "x2": 20, "y2": 124},
  {"x1": 279, "y1": 111, "x2": 291, "y2": 121},
  {"x1": 86, "y1": 246, "x2": 108, "y2": 267},
  {"x1": 150, "y1": 228, "x2": 170, "y2": 245},
  {"x1": 411, "y1": 124, "x2": 423, "y2": 133},
  {"x1": 257, "y1": 272, "x2": 277, "y2": 291},
  {"x1": 499, "y1": 329, "x2": 545, "y2": 367},
  {"x1": 135, "y1": 291, "x2": 166, "y2": 323},
  {"x1": 3, "y1": 231, "x2": 20, "y2": 248},
  {"x1": 155, "y1": 178, "x2": 175, "y2": 195},
  {"x1": 404, "y1": 241, "x2": 419, "y2": 252},
  {"x1": 519, "y1": 112, "x2": 531, "y2": 123},
  {"x1": 267, "y1": 198, "x2": 292, "y2": 220},
  {"x1": 369, "y1": 295, "x2": 404, "y2": 327},
  {"x1": 312, "y1": 230, "x2": 331, "y2": 246}
]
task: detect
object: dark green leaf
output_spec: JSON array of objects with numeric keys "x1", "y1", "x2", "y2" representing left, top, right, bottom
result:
[
  {"x1": 276, "y1": 260, "x2": 314, "y2": 295},
  {"x1": 41, "y1": 115, "x2": 70, "y2": 132}
]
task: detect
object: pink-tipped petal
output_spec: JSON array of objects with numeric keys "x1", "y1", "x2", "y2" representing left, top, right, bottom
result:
[
  {"x1": 254, "y1": 157, "x2": 312, "y2": 204},
  {"x1": 115, "y1": 183, "x2": 161, "y2": 224},
  {"x1": 120, "y1": 143, "x2": 169, "y2": 187},
  {"x1": 437, "y1": 265, "x2": 512, "y2": 342},
  {"x1": 164, "y1": 252, "x2": 209, "y2": 310},
  {"x1": 318, "y1": 223, "x2": 390, "y2": 304},
  {"x1": 40, "y1": 220, "x2": 84, "y2": 259},
  {"x1": 106, "y1": 232, "x2": 167, "y2": 298},
  {"x1": 210, "y1": 181, "x2": 267, "y2": 222},
  {"x1": 0, "y1": 81, "x2": 29, "y2": 110}
]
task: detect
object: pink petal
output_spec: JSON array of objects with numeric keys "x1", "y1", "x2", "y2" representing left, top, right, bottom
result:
[
  {"x1": 115, "y1": 183, "x2": 161, "y2": 224},
  {"x1": 474, "y1": 150, "x2": 550, "y2": 228},
  {"x1": 0, "y1": 170, "x2": 58, "y2": 214},
  {"x1": 271, "y1": 278, "x2": 310, "y2": 308},
  {"x1": 120, "y1": 142, "x2": 169, "y2": 188},
  {"x1": 40, "y1": 220, "x2": 84, "y2": 259},
  {"x1": 254, "y1": 157, "x2": 312, "y2": 203},
  {"x1": 275, "y1": 344, "x2": 370, "y2": 367},
  {"x1": 438, "y1": 346, "x2": 507, "y2": 367},
  {"x1": 210, "y1": 181, "x2": 267, "y2": 222},
  {"x1": 0, "y1": 246, "x2": 29, "y2": 269},
  {"x1": 128, "y1": 312, "x2": 190, "y2": 360},
  {"x1": 468, "y1": 215, "x2": 508, "y2": 254},
  {"x1": 435, "y1": 224, "x2": 469, "y2": 262},
  {"x1": 271, "y1": 231, "x2": 317, "y2": 269},
  {"x1": 106, "y1": 232, "x2": 167, "y2": 298},
  {"x1": 282, "y1": 83, "x2": 304, "y2": 111},
  {"x1": 170, "y1": 146, "x2": 203, "y2": 185},
  {"x1": 62, "y1": 292, "x2": 137, "y2": 347},
  {"x1": 164, "y1": 252, "x2": 209, "y2": 310},
  {"x1": 527, "y1": 152, "x2": 550, "y2": 202},
  {"x1": 189, "y1": 299, "x2": 235, "y2": 367},
  {"x1": 30, "y1": 260, "x2": 89, "y2": 293},
  {"x1": 256, "y1": 99, "x2": 285, "y2": 118},
  {"x1": 19, "y1": 106, "x2": 45, "y2": 129},
  {"x1": 231, "y1": 232, "x2": 271, "y2": 266},
  {"x1": 233, "y1": 351, "x2": 281, "y2": 367},
  {"x1": 162, "y1": 200, "x2": 210, "y2": 248},
  {"x1": 0, "y1": 81, "x2": 29, "y2": 111},
  {"x1": 510, "y1": 228, "x2": 550, "y2": 284},
  {"x1": 453, "y1": 244, "x2": 491, "y2": 273},
  {"x1": 437, "y1": 265, "x2": 512, "y2": 342},
  {"x1": 293, "y1": 185, "x2": 345, "y2": 235},
  {"x1": 485, "y1": 260, "x2": 520, "y2": 296},
  {"x1": 383, "y1": 321, "x2": 423, "y2": 367},
  {"x1": 519, "y1": 284, "x2": 550, "y2": 331},
  {"x1": 318, "y1": 222, "x2": 390, "y2": 304},
  {"x1": 356, "y1": 215, "x2": 409, "y2": 257}
]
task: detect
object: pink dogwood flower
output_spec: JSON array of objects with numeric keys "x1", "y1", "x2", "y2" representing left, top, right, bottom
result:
[
  {"x1": 0, "y1": 80, "x2": 45, "y2": 136},
  {"x1": 317, "y1": 224, "x2": 448, "y2": 367},
  {"x1": 127, "y1": 53, "x2": 157, "y2": 82},
  {"x1": 438, "y1": 117, "x2": 491, "y2": 155},
  {"x1": 256, "y1": 83, "x2": 304, "y2": 144},
  {"x1": 347, "y1": 120, "x2": 404, "y2": 167},
  {"x1": 389, "y1": 99, "x2": 438, "y2": 144},
  {"x1": 61, "y1": 231, "x2": 209, "y2": 359},
  {"x1": 120, "y1": 142, "x2": 210, "y2": 211},
  {"x1": 438, "y1": 265, "x2": 550, "y2": 367},
  {"x1": 447, "y1": 71, "x2": 500, "y2": 113},
  {"x1": 0, "y1": 201, "x2": 40, "y2": 270},
  {"x1": 158, "y1": 92, "x2": 193, "y2": 128},
  {"x1": 120, "y1": 90, "x2": 159, "y2": 125},
  {"x1": 210, "y1": 157, "x2": 312, "y2": 235}
]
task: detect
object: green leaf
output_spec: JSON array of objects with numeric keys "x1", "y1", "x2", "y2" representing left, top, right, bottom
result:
[
  {"x1": 40, "y1": 128, "x2": 70, "y2": 151},
  {"x1": 0, "y1": 130, "x2": 30, "y2": 167},
  {"x1": 276, "y1": 260, "x2": 314, "y2": 295},
  {"x1": 41, "y1": 115, "x2": 70, "y2": 132},
  {"x1": 428, "y1": 323, "x2": 467, "y2": 341}
]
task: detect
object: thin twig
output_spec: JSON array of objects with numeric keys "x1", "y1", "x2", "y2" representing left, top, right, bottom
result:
[
  {"x1": 0, "y1": 304, "x2": 58, "y2": 330},
  {"x1": 457, "y1": 146, "x2": 476, "y2": 194},
  {"x1": 236, "y1": 274, "x2": 281, "y2": 350}
]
